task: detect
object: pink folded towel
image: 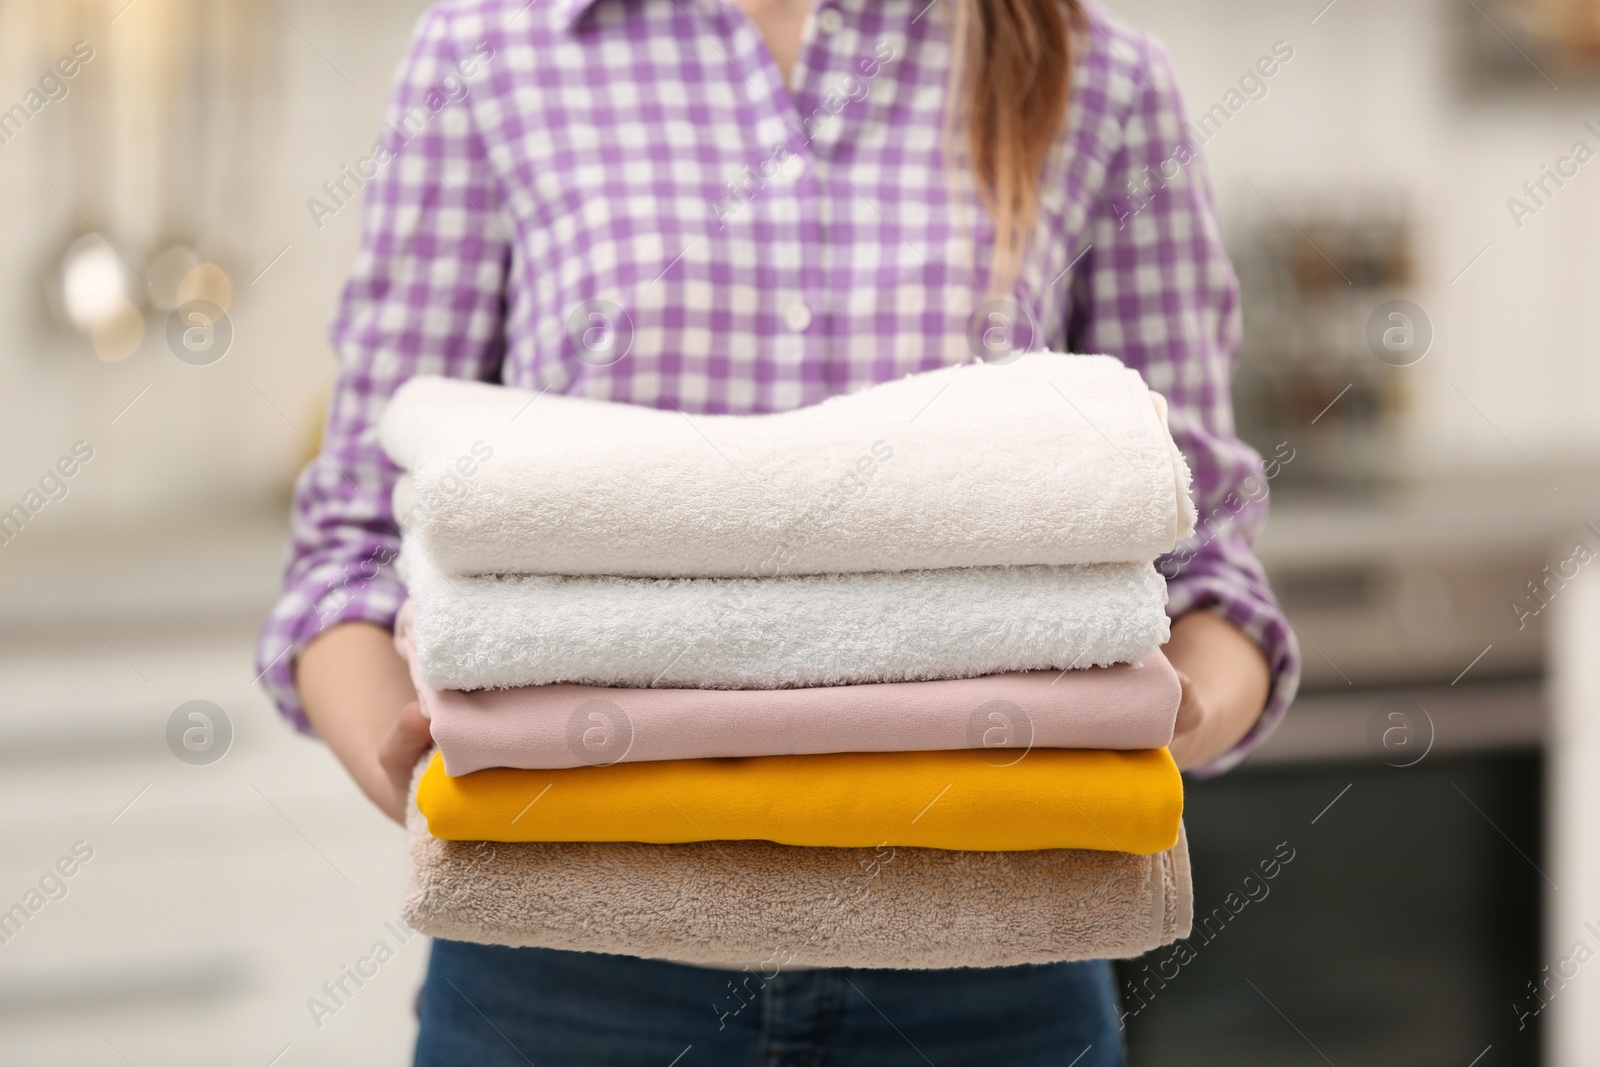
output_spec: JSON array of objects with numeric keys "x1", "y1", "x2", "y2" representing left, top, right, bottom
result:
[
  {"x1": 403, "y1": 775, "x2": 1193, "y2": 969},
  {"x1": 395, "y1": 602, "x2": 1182, "y2": 774}
]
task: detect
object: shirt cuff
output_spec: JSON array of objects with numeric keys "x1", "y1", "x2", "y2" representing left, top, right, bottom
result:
[
  {"x1": 255, "y1": 560, "x2": 408, "y2": 733},
  {"x1": 1165, "y1": 568, "x2": 1302, "y2": 779}
]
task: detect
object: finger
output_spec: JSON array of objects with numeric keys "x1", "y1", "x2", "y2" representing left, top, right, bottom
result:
[
  {"x1": 1172, "y1": 671, "x2": 1202, "y2": 734},
  {"x1": 394, "y1": 700, "x2": 432, "y2": 744},
  {"x1": 378, "y1": 702, "x2": 434, "y2": 783}
]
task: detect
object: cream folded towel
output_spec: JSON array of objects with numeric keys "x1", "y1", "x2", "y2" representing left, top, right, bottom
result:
[
  {"x1": 380, "y1": 353, "x2": 1196, "y2": 578},
  {"x1": 401, "y1": 548, "x2": 1171, "y2": 692},
  {"x1": 403, "y1": 782, "x2": 1193, "y2": 970}
]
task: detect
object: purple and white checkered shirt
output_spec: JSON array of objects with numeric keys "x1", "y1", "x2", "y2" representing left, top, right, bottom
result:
[{"x1": 258, "y1": 0, "x2": 1299, "y2": 776}]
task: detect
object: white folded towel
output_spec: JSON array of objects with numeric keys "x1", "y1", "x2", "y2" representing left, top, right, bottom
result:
[
  {"x1": 402, "y1": 548, "x2": 1171, "y2": 692},
  {"x1": 380, "y1": 353, "x2": 1195, "y2": 578}
]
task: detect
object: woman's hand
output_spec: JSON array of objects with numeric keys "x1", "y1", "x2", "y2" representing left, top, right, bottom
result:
[
  {"x1": 296, "y1": 621, "x2": 427, "y2": 824},
  {"x1": 1162, "y1": 610, "x2": 1272, "y2": 771},
  {"x1": 375, "y1": 701, "x2": 435, "y2": 820}
]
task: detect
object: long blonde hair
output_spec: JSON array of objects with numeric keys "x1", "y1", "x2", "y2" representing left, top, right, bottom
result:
[{"x1": 949, "y1": 0, "x2": 1078, "y2": 292}]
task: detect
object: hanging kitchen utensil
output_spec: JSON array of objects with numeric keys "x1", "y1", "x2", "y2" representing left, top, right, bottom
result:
[
  {"x1": 144, "y1": 0, "x2": 207, "y2": 313},
  {"x1": 41, "y1": 0, "x2": 146, "y2": 359}
]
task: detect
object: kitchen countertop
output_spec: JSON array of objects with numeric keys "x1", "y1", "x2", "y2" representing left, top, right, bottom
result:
[{"x1": 1258, "y1": 466, "x2": 1600, "y2": 570}]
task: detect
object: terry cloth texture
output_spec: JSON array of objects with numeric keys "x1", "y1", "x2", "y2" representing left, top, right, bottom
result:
[
  {"x1": 415, "y1": 747, "x2": 1183, "y2": 854},
  {"x1": 395, "y1": 604, "x2": 1182, "y2": 772},
  {"x1": 402, "y1": 780, "x2": 1193, "y2": 969},
  {"x1": 379, "y1": 353, "x2": 1197, "y2": 578},
  {"x1": 400, "y1": 550, "x2": 1171, "y2": 692}
]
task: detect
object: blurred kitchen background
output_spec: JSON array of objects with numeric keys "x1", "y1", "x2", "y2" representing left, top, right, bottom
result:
[{"x1": 1, "y1": 0, "x2": 1599, "y2": 1063}]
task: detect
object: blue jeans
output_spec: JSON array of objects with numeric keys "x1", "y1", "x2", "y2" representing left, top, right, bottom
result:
[{"x1": 415, "y1": 940, "x2": 1125, "y2": 1066}]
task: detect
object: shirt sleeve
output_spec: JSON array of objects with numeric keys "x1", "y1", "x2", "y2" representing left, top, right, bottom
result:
[
  {"x1": 255, "y1": 7, "x2": 510, "y2": 731},
  {"x1": 1066, "y1": 33, "x2": 1300, "y2": 777}
]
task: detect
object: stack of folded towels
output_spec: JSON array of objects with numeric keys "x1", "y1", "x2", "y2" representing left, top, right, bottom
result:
[{"x1": 381, "y1": 353, "x2": 1198, "y2": 970}]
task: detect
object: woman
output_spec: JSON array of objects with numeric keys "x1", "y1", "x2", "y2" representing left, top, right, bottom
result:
[{"x1": 260, "y1": 0, "x2": 1299, "y2": 1062}]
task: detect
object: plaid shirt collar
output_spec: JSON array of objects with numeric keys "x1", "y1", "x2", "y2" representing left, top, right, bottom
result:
[{"x1": 550, "y1": 0, "x2": 608, "y2": 31}]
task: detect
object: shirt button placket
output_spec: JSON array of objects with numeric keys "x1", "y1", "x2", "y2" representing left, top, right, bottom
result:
[
  {"x1": 777, "y1": 153, "x2": 807, "y2": 185},
  {"x1": 782, "y1": 5, "x2": 844, "y2": 401},
  {"x1": 783, "y1": 300, "x2": 813, "y2": 333}
]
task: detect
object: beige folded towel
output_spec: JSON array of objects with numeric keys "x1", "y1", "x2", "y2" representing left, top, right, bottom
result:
[{"x1": 403, "y1": 777, "x2": 1192, "y2": 970}]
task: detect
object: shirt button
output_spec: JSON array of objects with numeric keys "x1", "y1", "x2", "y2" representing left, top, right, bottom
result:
[
  {"x1": 816, "y1": 7, "x2": 844, "y2": 35},
  {"x1": 778, "y1": 153, "x2": 806, "y2": 184},
  {"x1": 783, "y1": 300, "x2": 813, "y2": 332}
]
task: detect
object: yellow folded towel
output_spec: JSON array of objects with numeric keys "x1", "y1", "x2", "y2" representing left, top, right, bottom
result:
[{"x1": 416, "y1": 747, "x2": 1182, "y2": 854}]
